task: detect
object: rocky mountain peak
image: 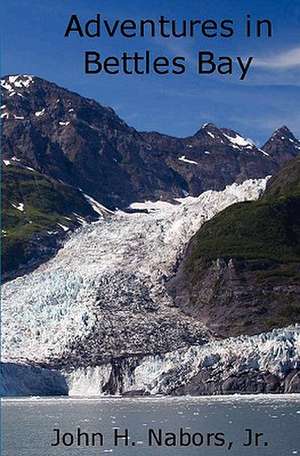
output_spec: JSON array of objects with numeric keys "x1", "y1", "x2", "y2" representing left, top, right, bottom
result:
[
  {"x1": 194, "y1": 122, "x2": 221, "y2": 137},
  {"x1": 200, "y1": 122, "x2": 219, "y2": 130},
  {"x1": 193, "y1": 123, "x2": 256, "y2": 152},
  {"x1": 262, "y1": 125, "x2": 300, "y2": 165},
  {"x1": 271, "y1": 125, "x2": 296, "y2": 141}
]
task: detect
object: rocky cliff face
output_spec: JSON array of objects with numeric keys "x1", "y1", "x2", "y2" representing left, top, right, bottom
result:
[{"x1": 262, "y1": 126, "x2": 300, "y2": 166}]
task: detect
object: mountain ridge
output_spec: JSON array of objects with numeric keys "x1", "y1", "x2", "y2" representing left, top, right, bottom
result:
[{"x1": 2, "y1": 74, "x2": 300, "y2": 280}]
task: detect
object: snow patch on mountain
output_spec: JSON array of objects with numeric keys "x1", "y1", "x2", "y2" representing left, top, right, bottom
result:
[
  {"x1": 12, "y1": 203, "x2": 24, "y2": 212},
  {"x1": 83, "y1": 193, "x2": 114, "y2": 216},
  {"x1": 35, "y1": 109, "x2": 45, "y2": 117},
  {"x1": 1, "y1": 75, "x2": 34, "y2": 93},
  {"x1": 178, "y1": 155, "x2": 198, "y2": 165},
  {"x1": 223, "y1": 132, "x2": 254, "y2": 149}
]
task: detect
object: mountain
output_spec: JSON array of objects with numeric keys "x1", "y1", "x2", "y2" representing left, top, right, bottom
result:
[
  {"x1": 2, "y1": 75, "x2": 300, "y2": 397},
  {"x1": 169, "y1": 156, "x2": 300, "y2": 338},
  {"x1": 2, "y1": 75, "x2": 300, "y2": 279},
  {"x1": 1, "y1": 74, "x2": 186, "y2": 208},
  {"x1": 140, "y1": 123, "x2": 275, "y2": 197},
  {"x1": 3, "y1": 74, "x2": 299, "y2": 209},
  {"x1": 262, "y1": 126, "x2": 300, "y2": 166}
]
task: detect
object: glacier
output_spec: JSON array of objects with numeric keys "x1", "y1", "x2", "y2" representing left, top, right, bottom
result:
[{"x1": 2, "y1": 176, "x2": 299, "y2": 396}]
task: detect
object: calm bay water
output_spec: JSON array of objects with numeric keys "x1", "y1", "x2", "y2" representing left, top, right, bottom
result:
[{"x1": 1, "y1": 395, "x2": 300, "y2": 456}]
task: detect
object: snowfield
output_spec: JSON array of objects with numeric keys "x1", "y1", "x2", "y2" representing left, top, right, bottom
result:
[{"x1": 2, "y1": 178, "x2": 268, "y2": 365}]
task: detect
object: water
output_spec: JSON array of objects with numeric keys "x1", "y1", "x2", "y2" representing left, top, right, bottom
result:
[{"x1": 1, "y1": 395, "x2": 300, "y2": 455}]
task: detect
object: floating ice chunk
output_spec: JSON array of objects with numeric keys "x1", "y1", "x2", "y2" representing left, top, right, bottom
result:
[{"x1": 204, "y1": 151, "x2": 210, "y2": 155}]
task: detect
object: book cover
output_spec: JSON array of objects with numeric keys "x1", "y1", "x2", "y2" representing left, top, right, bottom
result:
[{"x1": 1, "y1": 1, "x2": 300, "y2": 455}]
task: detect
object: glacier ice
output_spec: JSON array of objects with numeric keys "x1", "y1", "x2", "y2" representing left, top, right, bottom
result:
[
  {"x1": 3, "y1": 176, "x2": 298, "y2": 396},
  {"x1": 2, "y1": 178, "x2": 268, "y2": 365}
]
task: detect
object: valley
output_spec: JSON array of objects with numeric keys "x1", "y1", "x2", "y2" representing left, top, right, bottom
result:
[{"x1": 1, "y1": 74, "x2": 300, "y2": 396}]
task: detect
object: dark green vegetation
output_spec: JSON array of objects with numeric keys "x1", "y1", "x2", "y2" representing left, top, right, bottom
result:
[
  {"x1": 189, "y1": 156, "x2": 300, "y2": 263},
  {"x1": 170, "y1": 157, "x2": 300, "y2": 337},
  {"x1": 2, "y1": 164, "x2": 98, "y2": 279}
]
